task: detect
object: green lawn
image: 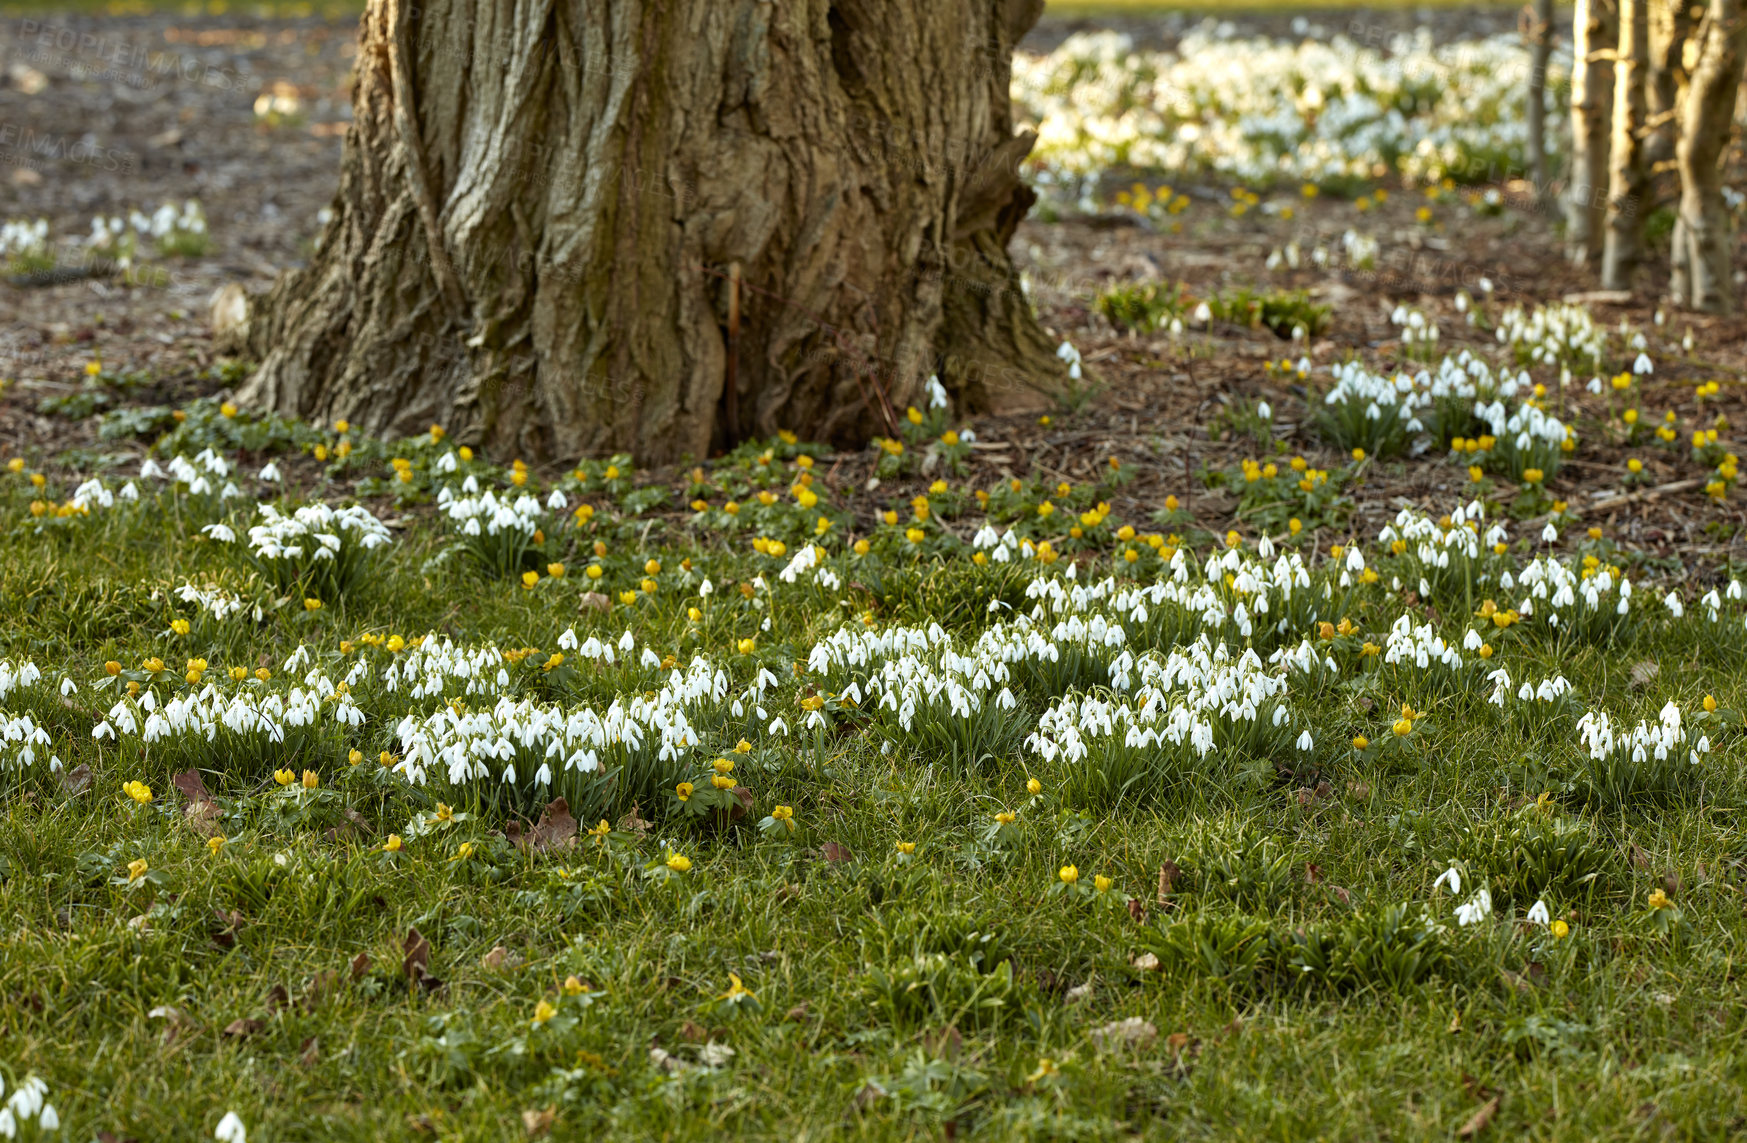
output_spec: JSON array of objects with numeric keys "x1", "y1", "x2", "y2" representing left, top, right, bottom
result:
[{"x1": 2, "y1": 390, "x2": 1745, "y2": 1140}]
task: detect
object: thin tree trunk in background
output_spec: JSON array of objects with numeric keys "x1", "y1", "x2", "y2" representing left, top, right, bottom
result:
[
  {"x1": 1602, "y1": 0, "x2": 1650, "y2": 288},
  {"x1": 1645, "y1": 0, "x2": 1698, "y2": 171},
  {"x1": 1527, "y1": 0, "x2": 1555, "y2": 195},
  {"x1": 238, "y1": 0, "x2": 1064, "y2": 464},
  {"x1": 1568, "y1": 0, "x2": 1617, "y2": 265},
  {"x1": 1672, "y1": 0, "x2": 1747, "y2": 311}
]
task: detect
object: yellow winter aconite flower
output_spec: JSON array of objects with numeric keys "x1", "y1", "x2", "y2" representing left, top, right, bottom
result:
[
  {"x1": 1027, "y1": 1058, "x2": 1060, "y2": 1084},
  {"x1": 994, "y1": 811, "x2": 1016, "y2": 825},
  {"x1": 302, "y1": 770, "x2": 319, "y2": 789},
  {"x1": 1393, "y1": 718, "x2": 1413, "y2": 737},
  {"x1": 434, "y1": 803, "x2": 454, "y2": 822},
  {"x1": 1058, "y1": 865, "x2": 1079, "y2": 885},
  {"x1": 521, "y1": 571, "x2": 539, "y2": 589},
  {"x1": 1550, "y1": 920, "x2": 1570, "y2": 939},
  {"x1": 896, "y1": 841, "x2": 916, "y2": 854},
  {"x1": 383, "y1": 834, "x2": 402, "y2": 853},
  {"x1": 1647, "y1": 888, "x2": 1672, "y2": 910},
  {"x1": 737, "y1": 638, "x2": 756, "y2": 654},
  {"x1": 721, "y1": 972, "x2": 757, "y2": 1002},
  {"x1": 532, "y1": 1000, "x2": 557, "y2": 1025},
  {"x1": 127, "y1": 858, "x2": 149, "y2": 883},
  {"x1": 770, "y1": 806, "x2": 794, "y2": 830},
  {"x1": 1352, "y1": 735, "x2": 1370, "y2": 750},
  {"x1": 1704, "y1": 695, "x2": 1718, "y2": 712},
  {"x1": 618, "y1": 591, "x2": 637, "y2": 606},
  {"x1": 208, "y1": 836, "x2": 225, "y2": 855},
  {"x1": 304, "y1": 598, "x2": 322, "y2": 611},
  {"x1": 1027, "y1": 777, "x2": 1042, "y2": 796},
  {"x1": 170, "y1": 618, "x2": 190, "y2": 636},
  {"x1": 665, "y1": 851, "x2": 692, "y2": 873},
  {"x1": 452, "y1": 841, "x2": 474, "y2": 861},
  {"x1": 220, "y1": 401, "x2": 238, "y2": 418},
  {"x1": 274, "y1": 769, "x2": 295, "y2": 786},
  {"x1": 1094, "y1": 875, "x2": 1113, "y2": 893},
  {"x1": 348, "y1": 749, "x2": 364, "y2": 765},
  {"x1": 676, "y1": 782, "x2": 694, "y2": 802},
  {"x1": 123, "y1": 780, "x2": 153, "y2": 804}
]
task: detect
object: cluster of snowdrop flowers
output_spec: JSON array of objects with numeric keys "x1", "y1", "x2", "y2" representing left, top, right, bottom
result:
[
  {"x1": 1026, "y1": 637, "x2": 1305, "y2": 801},
  {"x1": 142, "y1": 451, "x2": 241, "y2": 500},
  {"x1": 1011, "y1": 27, "x2": 1564, "y2": 194},
  {"x1": 0, "y1": 218, "x2": 52, "y2": 260},
  {"x1": 391, "y1": 658, "x2": 731, "y2": 803},
  {"x1": 1514, "y1": 555, "x2": 1634, "y2": 636},
  {"x1": 1472, "y1": 398, "x2": 1571, "y2": 478},
  {"x1": 1496, "y1": 301, "x2": 1609, "y2": 371},
  {"x1": 175, "y1": 580, "x2": 254, "y2": 623},
  {"x1": 1390, "y1": 305, "x2": 1440, "y2": 357},
  {"x1": 0, "y1": 1073, "x2": 59, "y2": 1135},
  {"x1": 1319, "y1": 362, "x2": 1426, "y2": 452},
  {"x1": 1577, "y1": 702, "x2": 1710, "y2": 769},
  {"x1": 244, "y1": 501, "x2": 391, "y2": 561},
  {"x1": 0, "y1": 660, "x2": 44, "y2": 704},
  {"x1": 0, "y1": 712, "x2": 54, "y2": 773},
  {"x1": 1486, "y1": 668, "x2": 1575, "y2": 716},
  {"x1": 436, "y1": 485, "x2": 543, "y2": 537},
  {"x1": 95, "y1": 677, "x2": 365, "y2": 743},
  {"x1": 1697, "y1": 580, "x2": 1747, "y2": 630}
]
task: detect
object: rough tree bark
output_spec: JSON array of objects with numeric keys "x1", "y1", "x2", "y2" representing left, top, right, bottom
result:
[
  {"x1": 1644, "y1": 0, "x2": 1697, "y2": 170},
  {"x1": 1602, "y1": 0, "x2": 1650, "y2": 288},
  {"x1": 1671, "y1": 0, "x2": 1747, "y2": 312},
  {"x1": 1567, "y1": 0, "x2": 1617, "y2": 265},
  {"x1": 1526, "y1": 0, "x2": 1554, "y2": 195},
  {"x1": 236, "y1": 0, "x2": 1064, "y2": 463}
]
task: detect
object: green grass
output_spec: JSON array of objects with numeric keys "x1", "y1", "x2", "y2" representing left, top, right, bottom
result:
[{"x1": 2, "y1": 397, "x2": 1747, "y2": 1140}]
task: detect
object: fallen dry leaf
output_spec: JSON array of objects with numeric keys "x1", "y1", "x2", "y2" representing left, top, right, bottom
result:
[
  {"x1": 522, "y1": 1107, "x2": 556, "y2": 1137},
  {"x1": 350, "y1": 951, "x2": 373, "y2": 980},
  {"x1": 1456, "y1": 1095, "x2": 1500, "y2": 1137},
  {"x1": 579, "y1": 592, "x2": 611, "y2": 614},
  {"x1": 60, "y1": 763, "x2": 92, "y2": 797},
  {"x1": 821, "y1": 841, "x2": 854, "y2": 863},
  {"x1": 508, "y1": 797, "x2": 579, "y2": 852},
  {"x1": 404, "y1": 927, "x2": 433, "y2": 987},
  {"x1": 1091, "y1": 1017, "x2": 1157, "y2": 1050},
  {"x1": 222, "y1": 1017, "x2": 264, "y2": 1039},
  {"x1": 300, "y1": 1036, "x2": 320, "y2": 1066},
  {"x1": 1131, "y1": 951, "x2": 1160, "y2": 972}
]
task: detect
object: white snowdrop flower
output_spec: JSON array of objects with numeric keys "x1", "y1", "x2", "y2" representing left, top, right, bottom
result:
[
  {"x1": 925, "y1": 374, "x2": 949, "y2": 409},
  {"x1": 258, "y1": 461, "x2": 282, "y2": 483},
  {"x1": 1432, "y1": 867, "x2": 1461, "y2": 895},
  {"x1": 699, "y1": 578, "x2": 713, "y2": 597},
  {"x1": 141, "y1": 457, "x2": 167, "y2": 479},
  {"x1": 546, "y1": 489, "x2": 567, "y2": 510},
  {"x1": 203, "y1": 523, "x2": 237, "y2": 543},
  {"x1": 0, "y1": 1106, "x2": 13, "y2": 1137},
  {"x1": 1454, "y1": 888, "x2": 1493, "y2": 926},
  {"x1": 1256, "y1": 401, "x2": 1272, "y2": 420},
  {"x1": 1526, "y1": 900, "x2": 1550, "y2": 926},
  {"x1": 215, "y1": 1111, "x2": 247, "y2": 1143},
  {"x1": 59, "y1": 677, "x2": 76, "y2": 696},
  {"x1": 1296, "y1": 729, "x2": 1313, "y2": 751},
  {"x1": 1663, "y1": 591, "x2": 1683, "y2": 618},
  {"x1": 1632, "y1": 353, "x2": 1653, "y2": 375},
  {"x1": 1586, "y1": 376, "x2": 1603, "y2": 394},
  {"x1": 120, "y1": 481, "x2": 140, "y2": 501},
  {"x1": 769, "y1": 717, "x2": 788, "y2": 736},
  {"x1": 1541, "y1": 523, "x2": 1558, "y2": 544},
  {"x1": 38, "y1": 1104, "x2": 57, "y2": 1130},
  {"x1": 1193, "y1": 301, "x2": 1212, "y2": 324}
]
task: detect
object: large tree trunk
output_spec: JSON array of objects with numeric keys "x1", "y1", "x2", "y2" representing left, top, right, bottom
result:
[
  {"x1": 237, "y1": 0, "x2": 1063, "y2": 463},
  {"x1": 1602, "y1": 0, "x2": 1650, "y2": 289},
  {"x1": 1526, "y1": 0, "x2": 1555, "y2": 195},
  {"x1": 1671, "y1": 0, "x2": 1747, "y2": 312},
  {"x1": 1645, "y1": 0, "x2": 1697, "y2": 170},
  {"x1": 1568, "y1": 0, "x2": 1617, "y2": 266}
]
